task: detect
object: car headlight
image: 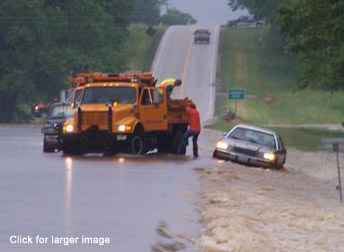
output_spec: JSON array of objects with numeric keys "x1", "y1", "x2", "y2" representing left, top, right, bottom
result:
[
  {"x1": 264, "y1": 152, "x2": 276, "y2": 161},
  {"x1": 64, "y1": 125, "x2": 74, "y2": 132},
  {"x1": 216, "y1": 141, "x2": 228, "y2": 150},
  {"x1": 117, "y1": 125, "x2": 132, "y2": 132}
]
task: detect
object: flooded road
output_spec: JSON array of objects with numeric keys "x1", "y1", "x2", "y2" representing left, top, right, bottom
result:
[
  {"x1": 1, "y1": 24, "x2": 221, "y2": 251},
  {"x1": 0, "y1": 125, "x2": 216, "y2": 252}
]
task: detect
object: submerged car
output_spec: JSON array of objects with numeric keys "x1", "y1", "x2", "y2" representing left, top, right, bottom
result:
[
  {"x1": 213, "y1": 124, "x2": 286, "y2": 169},
  {"x1": 42, "y1": 103, "x2": 75, "y2": 152}
]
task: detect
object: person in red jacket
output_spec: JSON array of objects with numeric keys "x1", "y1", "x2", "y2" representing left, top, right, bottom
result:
[{"x1": 184, "y1": 103, "x2": 201, "y2": 157}]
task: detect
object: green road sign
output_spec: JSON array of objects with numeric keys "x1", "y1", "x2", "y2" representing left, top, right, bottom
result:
[{"x1": 228, "y1": 89, "x2": 245, "y2": 100}]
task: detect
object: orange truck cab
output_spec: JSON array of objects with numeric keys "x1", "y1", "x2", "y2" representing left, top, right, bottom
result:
[{"x1": 62, "y1": 72, "x2": 191, "y2": 155}]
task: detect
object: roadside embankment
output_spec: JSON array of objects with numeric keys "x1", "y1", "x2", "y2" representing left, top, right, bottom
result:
[
  {"x1": 196, "y1": 128, "x2": 344, "y2": 251},
  {"x1": 196, "y1": 145, "x2": 344, "y2": 251}
]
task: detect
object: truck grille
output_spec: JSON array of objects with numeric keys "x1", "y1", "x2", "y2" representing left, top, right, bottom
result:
[{"x1": 81, "y1": 111, "x2": 108, "y2": 126}]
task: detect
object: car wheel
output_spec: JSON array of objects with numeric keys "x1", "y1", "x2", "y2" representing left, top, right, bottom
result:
[
  {"x1": 212, "y1": 150, "x2": 218, "y2": 158},
  {"x1": 273, "y1": 157, "x2": 285, "y2": 170},
  {"x1": 43, "y1": 139, "x2": 55, "y2": 153}
]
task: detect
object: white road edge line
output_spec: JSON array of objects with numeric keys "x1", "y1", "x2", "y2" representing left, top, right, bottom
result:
[
  {"x1": 151, "y1": 26, "x2": 174, "y2": 76},
  {"x1": 206, "y1": 25, "x2": 220, "y2": 123}
]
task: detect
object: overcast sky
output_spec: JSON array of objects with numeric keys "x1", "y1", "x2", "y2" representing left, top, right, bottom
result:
[{"x1": 166, "y1": 0, "x2": 248, "y2": 25}]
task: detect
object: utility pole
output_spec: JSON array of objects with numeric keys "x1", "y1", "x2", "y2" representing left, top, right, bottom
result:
[{"x1": 333, "y1": 143, "x2": 343, "y2": 203}]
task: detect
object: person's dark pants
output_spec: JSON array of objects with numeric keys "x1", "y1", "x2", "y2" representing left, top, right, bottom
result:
[{"x1": 184, "y1": 130, "x2": 200, "y2": 157}]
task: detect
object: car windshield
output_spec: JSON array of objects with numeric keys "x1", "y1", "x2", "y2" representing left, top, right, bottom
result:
[
  {"x1": 228, "y1": 127, "x2": 276, "y2": 149},
  {"x1": 82, "y1": 87, "x2": 137, "y2": 104},
  {"x1": 49, "y1": 105, "x2": 74, "y2": 119}
]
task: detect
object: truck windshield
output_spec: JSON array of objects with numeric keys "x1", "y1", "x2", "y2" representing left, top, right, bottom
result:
[{"x1": 82, "y1": 87, "x2": 137, "y2": 104}]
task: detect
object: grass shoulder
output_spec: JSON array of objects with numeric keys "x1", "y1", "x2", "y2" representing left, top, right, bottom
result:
[
  {"x1": 207, "y1": 121, "x2": 343, "y2": 152},
  {"x1": 213, "y1": 26, "x2": 344, "y2": 151},
  {"x1": 126, "y1": 24, "x2": 166, "y2": 71}
]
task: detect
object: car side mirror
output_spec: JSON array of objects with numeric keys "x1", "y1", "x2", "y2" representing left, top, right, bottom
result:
[{"x1": 223, "y1": 133, "x2": 227, "y2": 137}]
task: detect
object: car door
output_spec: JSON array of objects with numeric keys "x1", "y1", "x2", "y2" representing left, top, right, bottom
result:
[{"x1": 139, "y1": 87, "x2": 168, "y2": 132}]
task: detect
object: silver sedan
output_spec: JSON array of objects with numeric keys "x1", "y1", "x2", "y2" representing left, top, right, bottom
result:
[{"x1": 213, "y1": 124, "x2": 287, "y2": 169}]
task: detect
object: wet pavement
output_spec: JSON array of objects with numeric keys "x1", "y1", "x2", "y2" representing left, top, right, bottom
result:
[{"x1": 0, "y1": 125, "x2": 217, "y2": 252}]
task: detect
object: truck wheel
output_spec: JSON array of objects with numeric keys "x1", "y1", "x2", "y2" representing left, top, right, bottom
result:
[
  {"x1": 62, "y1": 142, "x2": 82, "y2": 155},
  {"x1": 157, "y1": 135, "x2": 171, "y2": 153},
  {"x1": 43, "y1": 139, "x2": 55, "y2": 153},
  {"x1": 173, "y1": 131, "x2": 186, "y2": 155},
  {"x1": 130, "y1": 134, "x2": 146, "y2": 155}
]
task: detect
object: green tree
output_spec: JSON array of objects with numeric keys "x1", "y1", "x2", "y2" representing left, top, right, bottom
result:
[
  {"x1": 228, "y1": 0, "x2": 281, "y2": 22},
  {"x1": 0, "y1": 0, "x2": 133, "y2": 122},
  {"x1": 161, "y1": 8, "x2": 197, "y2": 25},
  {"x1": 131, "y1": 0, "x2": 161, "y2": 25},
  {"x1": 278, "y1": 0, "x2": 344, "y2": 90}
]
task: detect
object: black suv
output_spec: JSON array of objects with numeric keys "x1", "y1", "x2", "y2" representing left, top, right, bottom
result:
[{"x1": 41, "y1": 103, "x2": 75, "y2": 152}]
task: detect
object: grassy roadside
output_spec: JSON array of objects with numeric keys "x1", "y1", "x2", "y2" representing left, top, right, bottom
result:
[
  {"x1": 211, "y1": 27, "x2": 344, "y2": 151},
  {"x1": 126, "y1": 24, "x2": 166, "y2": 71}
]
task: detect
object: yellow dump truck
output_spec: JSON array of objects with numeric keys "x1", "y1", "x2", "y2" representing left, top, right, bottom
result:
[{"x1": 61, "y1": 72, "x2": 192, "y2": 155}]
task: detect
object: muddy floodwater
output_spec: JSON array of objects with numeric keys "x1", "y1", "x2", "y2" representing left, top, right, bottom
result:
[{"x1": 0, "y1": 125, "x2": 214, "y2": 252}]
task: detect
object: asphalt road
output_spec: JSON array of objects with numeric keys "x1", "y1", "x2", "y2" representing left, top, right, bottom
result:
[
  {"x1": 152, "y1": 25, "x2": 219, "y2": 122},
  {"x1": 0, "y1": 25, "x2": 220, "y2": 252}
]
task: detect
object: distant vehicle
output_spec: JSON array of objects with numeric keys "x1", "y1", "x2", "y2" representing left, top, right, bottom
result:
[
  {"x1": 227, "y1": 15, "x2": 264, "y2": 28},
  {"x1": 213, "y1": 124, "x2": 287, "y2": 169},
  {"x1": 41, "y1": 103, "x2": 75, "y2": 152},
  {"x1": 194, "y1": 29, "x2": 211, "y2": 44},
  {"x1": 31, "y1": 98, "x2": 58, "y2": 118}
]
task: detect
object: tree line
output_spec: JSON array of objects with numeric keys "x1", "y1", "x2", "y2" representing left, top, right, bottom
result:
[
  {"x1": 228, "y1": 0, "x2": 344, "y2": 91},
  {"x1": 0, "y1": 0, "x2": 196, "y2": 122}
]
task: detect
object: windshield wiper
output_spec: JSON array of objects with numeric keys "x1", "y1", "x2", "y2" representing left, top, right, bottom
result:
[
  {"x1": 50, "y1": 116, "x2": 65, "y2": 119},
  {"x1": 248, "y1": 138, "x2": 259, "y2": 144},
  {"x1": 230, "y1": 136, "x2": 242, "y2": 140}
]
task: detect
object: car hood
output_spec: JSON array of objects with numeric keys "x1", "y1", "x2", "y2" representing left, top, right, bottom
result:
[{"x1": 221, "y1": 137, "x2": 275, "y2": 153}]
